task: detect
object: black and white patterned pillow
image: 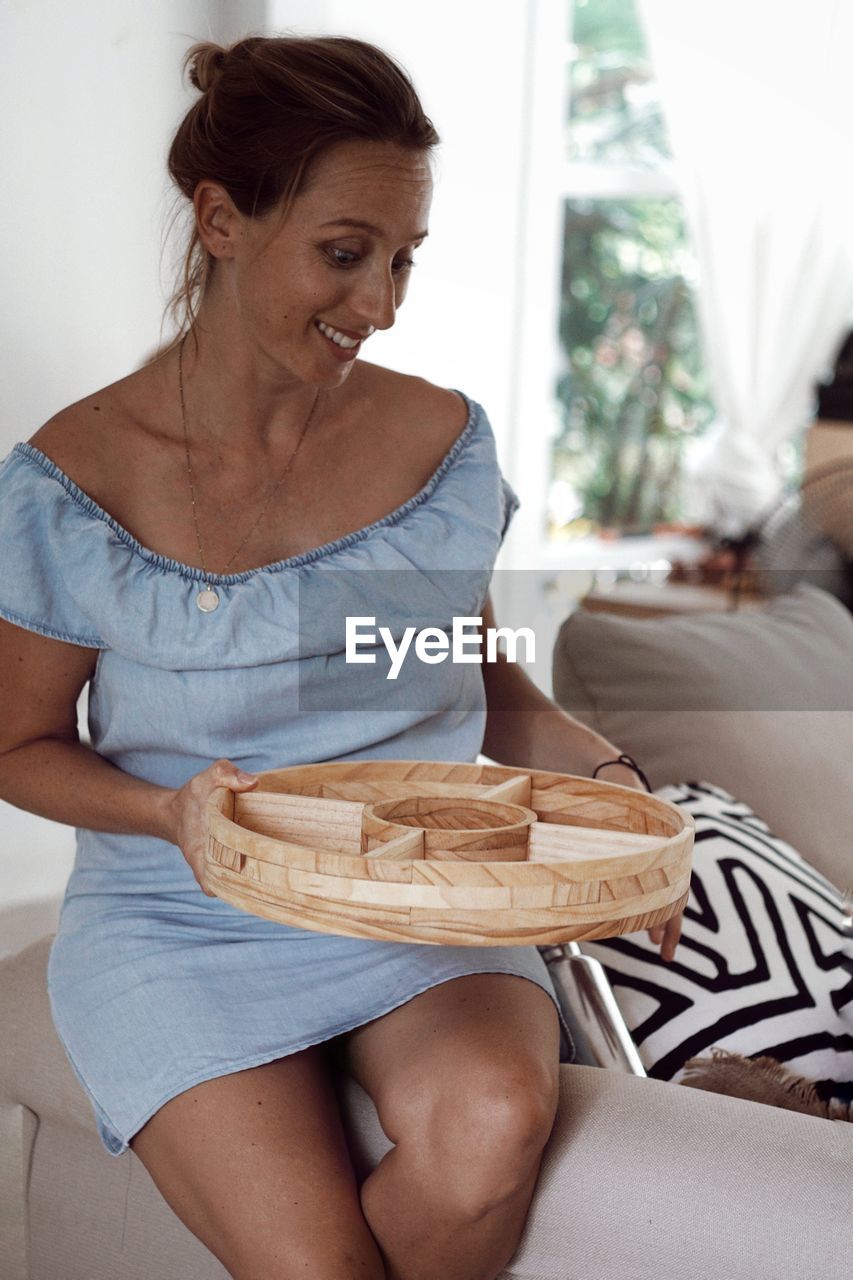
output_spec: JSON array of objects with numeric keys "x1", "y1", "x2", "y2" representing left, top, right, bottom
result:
[{"x1": 581, "y1": 782, "x2": 853, "y2": 1106}]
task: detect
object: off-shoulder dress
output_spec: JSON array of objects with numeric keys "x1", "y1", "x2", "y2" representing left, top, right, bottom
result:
[{"x1": 0, "y1": 391, "x2": 573, "y2": 1156}]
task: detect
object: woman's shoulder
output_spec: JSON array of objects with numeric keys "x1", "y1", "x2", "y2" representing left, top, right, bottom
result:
[
  {"x1": 28, "y1": 400, "x2": 106, "y2": 491},
  {"x1": 344, "y1": 361, "x2": 479, "y2": 500},
  {"x1": 27, "y1": 364, "x2": 161, "y2": 498},
  {"x1": 354, "y1": 361, "x2": 473, "y2": 436}
]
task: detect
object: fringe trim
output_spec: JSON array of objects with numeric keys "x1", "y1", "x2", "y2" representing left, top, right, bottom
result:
[{"x1": 680, "y1": 1047, "x2": 851, "y2": 1122}]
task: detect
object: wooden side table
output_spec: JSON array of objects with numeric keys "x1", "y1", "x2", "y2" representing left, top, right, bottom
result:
[{"x1": 580, "y1": 580, "x2": 766, "y2": 618}]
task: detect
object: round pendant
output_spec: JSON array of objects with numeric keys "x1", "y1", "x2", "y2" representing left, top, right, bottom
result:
[{"x1": 196, "y1": 586, "x2": 220, "y2": 613}]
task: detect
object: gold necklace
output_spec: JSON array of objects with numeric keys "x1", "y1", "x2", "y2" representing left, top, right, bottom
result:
[{"x1": 178, "y1": 335, "x2": 321, "y2": 613}]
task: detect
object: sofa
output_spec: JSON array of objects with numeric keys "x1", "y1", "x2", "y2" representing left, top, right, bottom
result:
[{"x1": 1, "y1": 583, "x2": 851, "y2": 1280}]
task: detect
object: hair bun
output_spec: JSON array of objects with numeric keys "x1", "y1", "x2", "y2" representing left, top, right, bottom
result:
[{"x1": 185, "y1": 42, "x2": 227, "y2": 93}]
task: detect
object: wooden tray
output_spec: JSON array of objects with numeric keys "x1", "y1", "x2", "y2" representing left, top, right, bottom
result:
[{"x1": 204, "y1": 761, "x2": 694, "y2": 946}]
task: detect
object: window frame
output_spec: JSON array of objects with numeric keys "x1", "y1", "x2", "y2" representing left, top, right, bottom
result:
[{"x1": 503, "y1": 0, "x2": 707, "y2": 575}]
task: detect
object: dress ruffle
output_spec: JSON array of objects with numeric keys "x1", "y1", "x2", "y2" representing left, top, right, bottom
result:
[{"x1": 0, "y1": 393, "x2": 518, "y2": 671}]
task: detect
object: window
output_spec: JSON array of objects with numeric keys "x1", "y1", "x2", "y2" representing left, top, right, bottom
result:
[{"x1": 549, "y1": 0, "x2": 714, "y2": 541}]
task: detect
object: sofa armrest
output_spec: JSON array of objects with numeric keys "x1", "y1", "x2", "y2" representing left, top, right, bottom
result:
[
  {"x1": 336, "y1": 1062, "x2": 851, "y2": 1280},
  {"x1": 0, "y1": 1102, "x2": 38, "y2": 1280},
  {"x1": 2, "y1": 936, "x2": 850, "y2": 1280},
  {"x1": 502, "y1": 1066, "x2": 850, "y2": 1279}
]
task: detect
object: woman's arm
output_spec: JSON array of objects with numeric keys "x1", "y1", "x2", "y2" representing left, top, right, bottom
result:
[
  {"x1": 479, "y1": 595, "x2": 682, "y2": 960},
  {"x1": 479, "y1": 595, "x2": 641, "y2": 789},
  {"x1": 0, "y1": 620, "x2": 179, "y2": 836},
  {"x1": 0, "y1": 619, "x2": 257, "y2": 892}
]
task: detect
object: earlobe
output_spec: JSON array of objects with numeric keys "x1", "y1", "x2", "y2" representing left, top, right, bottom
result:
[{"x1": 194, "y1": 181, "x2": 240, "y2": 259}]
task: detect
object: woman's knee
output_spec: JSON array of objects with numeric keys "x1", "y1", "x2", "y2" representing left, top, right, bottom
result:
[{"x1": 391, "y1": 1057, "x2": 559, "y2": 1217}]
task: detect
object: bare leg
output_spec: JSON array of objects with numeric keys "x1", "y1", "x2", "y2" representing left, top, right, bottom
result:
[
  {"x1": 361, "y1": 1140, "x2": 546, "y2": 1280},
  {"x1": 130, "y1": 1043, "x2": 385, "y2": 1280},
  {"x1": 340, "y1": 973, "x2": 561, "y2": 1280}
]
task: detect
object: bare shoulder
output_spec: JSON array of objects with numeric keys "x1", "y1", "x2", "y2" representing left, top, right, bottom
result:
[
  {"x1": 28, "y1": 364, "x2": 162, "y2": 490},
  {"x1": 30, "y1": 395, "x2": 110, "y2": 479},
  {"x1": 355, "y1": 361, "x2": 471, "y2": 442},
  {"x1": 390, "y1": 368, "x2": 471, "y2": 431}
]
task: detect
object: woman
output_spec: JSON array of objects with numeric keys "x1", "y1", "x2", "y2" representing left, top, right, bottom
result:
[{"x1": 0, "y1": 35, "x2": 680, "y2": 1280}]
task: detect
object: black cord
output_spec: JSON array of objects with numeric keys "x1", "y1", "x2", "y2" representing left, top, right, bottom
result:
[{"x1": 592, "y1": 753, "x2": 652, "y2": 793}]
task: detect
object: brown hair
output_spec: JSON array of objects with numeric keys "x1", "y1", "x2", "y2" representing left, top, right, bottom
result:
[{"x1": 162, "y1": 34, "x2": 440, "y2": 349}]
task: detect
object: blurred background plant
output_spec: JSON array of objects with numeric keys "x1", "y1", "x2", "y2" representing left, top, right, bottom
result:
[{"x1": 550, "y1": 0, "x2": 715, "y2": 539}]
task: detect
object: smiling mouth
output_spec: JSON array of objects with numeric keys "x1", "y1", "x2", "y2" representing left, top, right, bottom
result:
[{"x1": 315, "y1": 320, "x2": 366, "y2": 349}]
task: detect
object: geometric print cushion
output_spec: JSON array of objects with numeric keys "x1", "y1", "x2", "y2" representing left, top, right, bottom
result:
[{"x1": 579, "y1": 782, "x2": 853, "y2": 1107}]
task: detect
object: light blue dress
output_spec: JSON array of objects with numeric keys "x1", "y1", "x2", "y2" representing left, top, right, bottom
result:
[{"x1": 0, "y1": 391, "x2": 573, "y2": 1156}]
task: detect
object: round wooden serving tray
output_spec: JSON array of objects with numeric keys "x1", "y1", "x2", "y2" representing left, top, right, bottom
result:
[{"x1": 204, "y1": 761, "x2": 694, "y2": 946}]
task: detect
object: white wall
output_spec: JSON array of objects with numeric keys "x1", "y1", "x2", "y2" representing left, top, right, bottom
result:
[
  {"x1": 0, "y1": 0, "x2": 266, "y2": 934},
  {"x1": 0, "y1": 0, "x2": 264, "y2": 454}
]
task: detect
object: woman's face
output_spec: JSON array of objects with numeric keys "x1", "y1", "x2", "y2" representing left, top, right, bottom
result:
[{"x1": 208, "y1": 139, "x2": 434, "y2": 387}]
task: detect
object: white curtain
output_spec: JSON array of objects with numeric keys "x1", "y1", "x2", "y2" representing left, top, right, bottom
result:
[{"x1": 639, "y1": 0, "x2": 853, "y2": 536}]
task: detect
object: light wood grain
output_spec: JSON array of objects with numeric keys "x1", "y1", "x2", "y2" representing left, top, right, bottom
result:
[{"x1": 204, "y1": 761, "x2": 694, "y2": 945}]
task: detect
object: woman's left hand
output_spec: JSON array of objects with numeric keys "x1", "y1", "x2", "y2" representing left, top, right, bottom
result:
[{"x1": 648, "y1": 910, "x2": 683, "y2": 962}]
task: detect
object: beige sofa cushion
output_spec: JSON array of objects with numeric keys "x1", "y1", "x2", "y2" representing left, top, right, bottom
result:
[
  {"x1": 552, "y1": 584, "x2": 853, "y2": 892},
  {"x1": 3, "y1": 937, "x2": 852, "y2": 1280}
]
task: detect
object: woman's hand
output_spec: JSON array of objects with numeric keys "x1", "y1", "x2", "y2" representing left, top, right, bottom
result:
[
  {"x1": 648, "y1": 911, "x2": 683, "y2": 963},
  {"x1": 166, "y1": 759, "x2": 259, "y2": 895}
]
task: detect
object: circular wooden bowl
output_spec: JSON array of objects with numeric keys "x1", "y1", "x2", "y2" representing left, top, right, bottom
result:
[
  {"x1": 204, "y1": 761, "x2": 694, "y2": 946},
  {"x1": 362, "y1": 797, "x2": 536, "y2": 862}
]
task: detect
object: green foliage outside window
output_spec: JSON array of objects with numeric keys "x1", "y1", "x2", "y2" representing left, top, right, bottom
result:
[
  {"x1": 551, "y1": 0, "x2": 715, "y2": 538},
  {"x1": 554, "y1": 200, "x2": 714, "y2": 535},
  {"x1": 567, "y1": 0, "x2": 668, "y2": 166}
]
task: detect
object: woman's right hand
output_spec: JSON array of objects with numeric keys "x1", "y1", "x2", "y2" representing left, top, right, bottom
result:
[{"x1": 166, "y1": 759, "x2": 259, "y2": 895}]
